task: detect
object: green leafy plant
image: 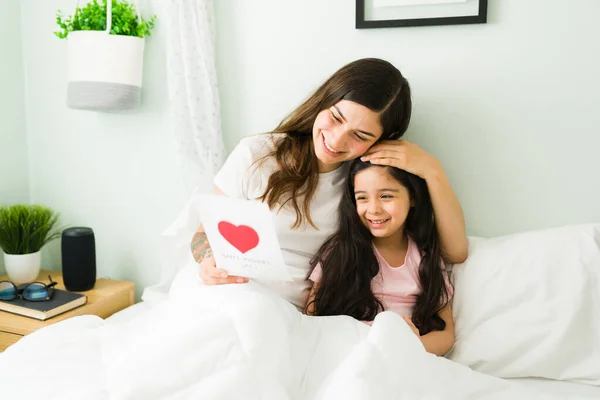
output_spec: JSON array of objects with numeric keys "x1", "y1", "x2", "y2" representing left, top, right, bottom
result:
[
  {"x1": 0, "y1": 205, "x2": 61, "y2": 255},
  {"x1": 55, "y1": 0, "x2": 156, "y2": 39}
]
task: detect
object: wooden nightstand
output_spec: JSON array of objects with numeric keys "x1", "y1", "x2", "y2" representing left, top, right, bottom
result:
[{"x1": 0, "y1": 269, "x2": 134, "y2": 352}]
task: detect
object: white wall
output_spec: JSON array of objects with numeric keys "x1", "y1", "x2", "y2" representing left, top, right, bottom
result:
[
  {"x1": 214, "y1": 0, "x2": 600, "y2": 237},
  {"x1": 7, "y1": 0, "x2": 599, "y2": 293},
  {"x1": 0, "y1": 0, "x2": 29, "y2": 276},
  {"x1": 19, "y1": 0, "x2": 188, "y2": 298}
]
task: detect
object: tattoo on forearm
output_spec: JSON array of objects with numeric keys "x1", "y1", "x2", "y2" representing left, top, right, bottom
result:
[{"x1": 191, "y1": 232, "x2": 213, "y2": 262}]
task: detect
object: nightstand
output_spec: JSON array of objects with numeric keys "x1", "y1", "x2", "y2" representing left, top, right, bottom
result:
[{"x1": 0, "y1": 269, "x2": 134, "y2": 352}]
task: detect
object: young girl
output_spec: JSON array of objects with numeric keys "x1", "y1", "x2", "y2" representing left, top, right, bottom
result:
[{"x1": 306, "y1": 159, "x2": 455, "y2": 356}]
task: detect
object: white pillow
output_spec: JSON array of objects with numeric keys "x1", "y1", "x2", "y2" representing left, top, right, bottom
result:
[{"x1": 448, "y1": 224, "x2": 600, "y2": 385}]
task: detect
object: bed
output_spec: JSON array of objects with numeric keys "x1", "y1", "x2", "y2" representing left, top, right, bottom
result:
[
  {"x1": 102, "y1": 296, "x2": 600, "y2": 399},
  {"x1": 103, "y1": 301, "x2": 600, "y2": 399},
  {"x1": 0, "y1": 191, "x2": 598, "y2": 399}
]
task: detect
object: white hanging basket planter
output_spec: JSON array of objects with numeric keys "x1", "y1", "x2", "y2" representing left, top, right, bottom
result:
[{"x1": 66, "y1": 0, "x2": 146, "y2": 111}]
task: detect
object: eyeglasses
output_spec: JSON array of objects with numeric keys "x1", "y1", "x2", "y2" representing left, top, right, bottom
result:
[{"x1": 0, "y1": 275, "x2": 57, "y2": 302}]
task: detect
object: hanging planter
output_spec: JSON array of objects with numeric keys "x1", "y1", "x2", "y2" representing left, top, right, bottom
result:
[{"x1": 55, "y1": 0, "x2": 156, "y2": 111}]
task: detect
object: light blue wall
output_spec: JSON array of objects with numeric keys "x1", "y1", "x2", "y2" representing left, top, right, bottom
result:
[
  {"x1": 0, "y1": 0, "x2": 29, "y2": 276},
  {"x1": 215, "y1": 0, "x2": 600, "y2": 237},
  {"x1": 17, "y1": 0, "x2": 187, "y2": 299},
  {"x1": 4, "y1": 0, "x2": 599, "y2": 290}
]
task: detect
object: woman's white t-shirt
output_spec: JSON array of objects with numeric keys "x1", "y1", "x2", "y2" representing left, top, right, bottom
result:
[{"x1": 214, "y1": 134, "x2": 346, "y2": 309}]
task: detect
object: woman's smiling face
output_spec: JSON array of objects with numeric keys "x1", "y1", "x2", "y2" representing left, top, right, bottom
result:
[{"x1": 312, "y1": 100, "x2": 383, "y2": 173}]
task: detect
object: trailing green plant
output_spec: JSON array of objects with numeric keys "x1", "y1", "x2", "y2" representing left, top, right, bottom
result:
[
  {"x1": 0, "y1": 205, "x2": 61, "y2": 255},
  {"x1": 54, "y1": 0, "x2": 156, "y2": 39}
]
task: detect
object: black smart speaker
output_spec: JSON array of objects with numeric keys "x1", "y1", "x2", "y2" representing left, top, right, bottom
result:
[{"x1": 61, "y1": 227, "x2": 96, "y2": 291}]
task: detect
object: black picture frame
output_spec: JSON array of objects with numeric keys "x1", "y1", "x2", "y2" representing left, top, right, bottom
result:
[{"x1": 356, "y1": 0, "x2": 487, "y2": 29}]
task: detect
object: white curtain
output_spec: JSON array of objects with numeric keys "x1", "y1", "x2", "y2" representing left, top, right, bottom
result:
[
  {"x1": 166, "y1": 0, "x2": 225, "y2": 195},
  {"x1": 143, "y1": 0, "x2": 224, "y2": 301}
]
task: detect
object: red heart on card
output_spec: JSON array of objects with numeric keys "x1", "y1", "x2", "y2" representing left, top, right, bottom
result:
[{"x1": 217, "y1": 221, "x2": 260, "y2": 254}]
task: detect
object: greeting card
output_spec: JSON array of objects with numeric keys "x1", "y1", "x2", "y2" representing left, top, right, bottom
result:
[{"x1": 198, "y1": 194, "x2": 292, "y2": 281}]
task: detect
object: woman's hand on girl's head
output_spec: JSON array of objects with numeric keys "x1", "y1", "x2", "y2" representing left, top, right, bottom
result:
[
  {"x1": 360, "y1": 140, "x2": 442, "y2": 181},
  {"x1": 198, "y1": 256, "x2": 249, "y2": 285}
]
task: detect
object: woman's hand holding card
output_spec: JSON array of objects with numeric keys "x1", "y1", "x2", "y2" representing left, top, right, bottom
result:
[{"x1": 199, "y1": 256, "x2": 249, "y2": 285}]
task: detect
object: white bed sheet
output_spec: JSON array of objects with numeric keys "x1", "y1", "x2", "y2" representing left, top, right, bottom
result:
[
  {"x1": 105, "y1": 301, "x2": 154, "y2": 325},
  {"x1": 99, "y1": 266, "x2": 600, "y2": 400},
  {"x1": 3, "y1": 290, "x2": 598, "y2": 399},
  {"x1": 105, "y1": 303, "x2": 600, "y2": 399},
  {"x1": 505, "y1": 377, "x2": 600, "y2": 399}
]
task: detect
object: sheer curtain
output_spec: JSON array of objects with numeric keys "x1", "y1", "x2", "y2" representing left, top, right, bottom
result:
[
  {"x1": 166, "y1": 0, "x2": 225, "y2": 195},
  {"x1": 142, "y1": 0, "x2": 224, "y2": 301}
]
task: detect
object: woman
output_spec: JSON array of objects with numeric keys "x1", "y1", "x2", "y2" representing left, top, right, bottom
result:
[{"x1": 191, "y1": 58, "x2": 467, "y2": 309}]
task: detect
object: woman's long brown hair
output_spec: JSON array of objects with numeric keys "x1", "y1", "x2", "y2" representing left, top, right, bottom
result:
[{"x1": 257, "y1": 58, "x2": 412, "y2": 229}]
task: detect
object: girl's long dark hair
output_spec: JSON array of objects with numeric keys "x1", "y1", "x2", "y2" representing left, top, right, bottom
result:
[
  {"x1": 257, "y1": 58, "x2": 411, "y2": 229},
  {"x1": 307, "y1": 160, "x2": 451, "y2": 335}
]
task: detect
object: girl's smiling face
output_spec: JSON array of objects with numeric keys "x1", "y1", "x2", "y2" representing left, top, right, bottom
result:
[{"x1": 353, "y1": 166, "x2": 412, "y2": 242}]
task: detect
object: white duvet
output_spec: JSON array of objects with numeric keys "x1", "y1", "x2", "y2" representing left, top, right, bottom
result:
[{"x1": 0, "y1": 266, "x2": 558, "y2": 400}]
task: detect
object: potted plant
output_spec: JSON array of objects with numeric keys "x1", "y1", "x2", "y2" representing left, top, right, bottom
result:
[
  {"x1": 54, "y1": 0, "x2": 156, "y2": 111},
  {"x1": 0, "y1": 205, "x2": 61, "y2": 284}
]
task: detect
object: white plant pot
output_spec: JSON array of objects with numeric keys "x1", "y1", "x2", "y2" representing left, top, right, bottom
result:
[{"x1": 4, "y1": 251, "x2": 42, "y2": 285}]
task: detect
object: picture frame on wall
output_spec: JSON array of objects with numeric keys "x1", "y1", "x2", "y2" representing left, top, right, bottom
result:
[{"x1": 356, "y1": 0, "x2": 488, "y2": 29}]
